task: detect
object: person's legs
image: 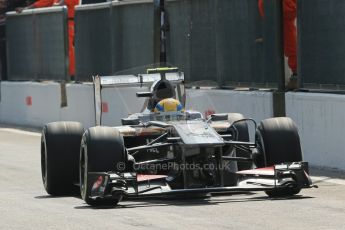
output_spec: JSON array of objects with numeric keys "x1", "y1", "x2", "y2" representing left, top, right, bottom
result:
[
  {"x1": 283, "y1": 0, "x2": 297, "y2": 74},
  {"x1": 283, "y1": 0, "x2": 298, "y2": 89},
  {"x1": 284, "y1": 19, "x2": 297, "y2": 74},
  {"x1": 68, "y1": 20, "x2": 75, "y2": 78},
  {"x1": 258, "y1": 0, "x2": 264, "y2": 18},
  {"x1": 258, "y1": 0, "x2": 297, "y2": 74},
  {"x1": 258, "y1": 0, "x2": 298, "y2": 89}
]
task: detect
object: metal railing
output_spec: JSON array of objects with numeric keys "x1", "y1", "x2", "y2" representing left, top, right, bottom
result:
[
  {"x1": 298, "y1": 0, "x2": 345, "y2": 90},
  {"x1": 75, "y1": 0, "x2": 155, "y2": 81},
  {"x1": 6, "y1": 6, "x2": 69, "y2": 81},
  {"x1": 4, "y1": 0, "x2": 345, "y2": 91}
]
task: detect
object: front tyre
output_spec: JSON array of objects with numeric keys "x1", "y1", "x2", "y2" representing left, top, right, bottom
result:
[
  {"x1": 255, "y1": 117, "x2": 303, "y2": 197},
  {"x1": 80, "y1": 127, "x2": 127, "y2": 206}
]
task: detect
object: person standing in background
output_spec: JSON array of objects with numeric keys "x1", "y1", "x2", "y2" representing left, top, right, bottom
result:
[
  {"x1": 16, "y1": 0, "x2": 79, "y2": 79},
  {"x1": 258, "y1": 0, "x2": 298, "y2": 90},
  {"x1": 55, "y1": 0, "x2": 80, "y2": 79}
]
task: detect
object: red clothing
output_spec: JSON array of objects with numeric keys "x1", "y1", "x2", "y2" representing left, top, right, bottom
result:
[
  {"x1": 68, "y1": 20, "x2": 75, "y2": 76},
  {"x1": 258, "y1": 0, "x2": 297, "y2": 73},
  {"x1": 65, "y1": 0, "x2": 79, "y2": 76},
  {"x1": 65, "y1": 0, "x2": 79, "y2": 18},
  {"x1": 33, "y1": 0, "x2": 54, "y2": 8},
  {"x1": 32, "y1": 0, "x2": 79, "y2": 76}
]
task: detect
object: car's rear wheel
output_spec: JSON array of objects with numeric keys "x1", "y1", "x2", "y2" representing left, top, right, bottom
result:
[
  {"x1": 255, "y1": 117, "x2": 303, "y2": 197},
  {"x1": 80, "y1": 126, "x2": 127, "y2": 206},
  {"x1": 41, "y1": 122, "x2": 84, "y2": 195},
  {"x1": 227, "y1": 113, "x2": 251, "y2": 171},
  {"x1": 218, "y1": 113, "x2": 250, "y2": 186}
]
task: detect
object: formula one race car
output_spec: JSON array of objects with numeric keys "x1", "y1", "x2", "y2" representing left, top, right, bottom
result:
[{"x1": 41, "y1": 67, "x2": 315, "y2": 206}]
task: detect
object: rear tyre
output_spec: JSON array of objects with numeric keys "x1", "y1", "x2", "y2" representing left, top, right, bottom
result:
[
  {"x1": 255, "y1": 117, "x2": 303, "y2": 197},
  {"x1": 227, "y1": 113, "x2": 251, "y2": 170},
  {"x1": 80, "y1": 127, "x2": 127, "y2": 206},
  {"x1": 219, "y1": 113, "x2": 250, "y2": 186},
  {"x1": 41, "y1": 122, "x2": 84, "y2": 195}
]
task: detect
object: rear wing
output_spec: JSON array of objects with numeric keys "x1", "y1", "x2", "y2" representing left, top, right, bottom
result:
[{"x1": 93, "y1": 69, "x2": 185, "y2": 126}]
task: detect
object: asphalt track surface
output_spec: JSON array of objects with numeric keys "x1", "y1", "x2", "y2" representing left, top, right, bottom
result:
[{"x1": 0, "y1": 127, "x2": 345, "y2": 230}]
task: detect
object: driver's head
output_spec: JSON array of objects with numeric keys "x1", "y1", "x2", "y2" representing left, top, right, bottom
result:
[{"x1": 154, "y1": 98, "x2": 184, "y2": 113}]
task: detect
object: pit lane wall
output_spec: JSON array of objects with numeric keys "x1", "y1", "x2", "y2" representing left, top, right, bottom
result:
[
  {"x1": 286, "y1": 92, "x2": 345, "y2": 170},
  {"x1": 0, "y1": 82, "x2": 273, "y2": 127},
  {"x1": 0, "y1": 82, "x2": 344, "y2": 170}
]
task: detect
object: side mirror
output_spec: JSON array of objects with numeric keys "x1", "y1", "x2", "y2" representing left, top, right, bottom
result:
[
  {"x1": 210, "y1": 113, "x2": 228, "y2": 122},
  {"x1": 121, "y1": 118, "x2": 140, "y2": 126},
  {"x1": 136, "y1": 92, "x2": 153, "y2": 98}
]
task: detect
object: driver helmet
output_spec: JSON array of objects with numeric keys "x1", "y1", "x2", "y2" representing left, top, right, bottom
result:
[{"x1": 154, "y1": 98, "x2": 184, "y2": 113}]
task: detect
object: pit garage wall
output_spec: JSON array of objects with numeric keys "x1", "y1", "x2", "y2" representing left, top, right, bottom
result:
[{"x1": 0, "y1": 82, "x2": 345, "y2": 170}]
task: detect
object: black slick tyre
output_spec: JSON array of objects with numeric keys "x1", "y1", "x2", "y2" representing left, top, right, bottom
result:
[
  {"x1": 256, "y1": 117, "x2": 303, "y2": 197},
  {"x1": 80, "y1": 126, "x2": 127, "y2": 206},
  {"x1": 227, "y1": 113, "x2": 251, "y2": 170},
  {"x1": 41, "y1": 121, "x2": 84, "y2": 195}
]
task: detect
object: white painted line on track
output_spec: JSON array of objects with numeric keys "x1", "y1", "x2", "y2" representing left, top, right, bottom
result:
[{"x1": 311, "y1": 176, "x2": 345, "y2": 186}]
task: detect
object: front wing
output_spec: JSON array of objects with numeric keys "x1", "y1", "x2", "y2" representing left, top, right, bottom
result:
[{"x1": 86, "y1": 162, "x2": 315, "y2": 200}]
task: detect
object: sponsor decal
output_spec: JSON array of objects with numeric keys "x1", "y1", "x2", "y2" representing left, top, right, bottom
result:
[
  {"x1": 102, "y1": 102, "x2": 109, "y2": 113},
  {"x1": 137, "y1": 174, "x2": 168, "y2": 182},
  {"x1": 91, "y1": 175, "x2": 108, "y2": 197},
  {"x1": 237, "y1": 167, "x2": 275, "y2": 176},
  {"x1": 146, "y1": 138, "x2": 159, "y2": 153},
  {"x1": 26, "y1": 96, "x2": 32, "y2": 106}
]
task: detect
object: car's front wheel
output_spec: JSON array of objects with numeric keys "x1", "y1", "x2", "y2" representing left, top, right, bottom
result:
[
  {"x1": 80, "y1": 126, "x2": 127, "y2": 206},
  {"x1": 255, "y1": 117, "x2": 303, "y2": 197}
]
